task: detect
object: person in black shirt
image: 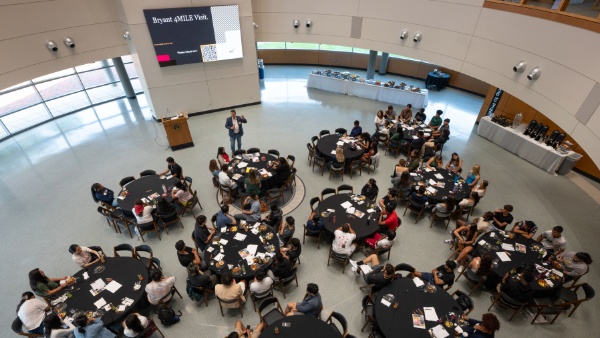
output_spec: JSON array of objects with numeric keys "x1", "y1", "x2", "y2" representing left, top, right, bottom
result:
[
  {"x1": 267, "y1": 252, "x2": 293, "y2": 281},
  {"x1": 462, "y1": 313, "x2": 500, "y2": 338},
  {"x1": 263, "y1": 204, "x2": 283, "y2": 229},
  {"x1": 305, "y1": 211, "x2": 325, "y2": 234},
  {"x1": 272, "y1": 157, "x2": 292, "y2": 187},
  {"x1": 414, "y1": 108, "x2": 427, "y2": 124},
  {"x1": 378, "y1": 188, "x2": 398, "y2": 210},
  {"x1": 413, "y1": 261, "x2": 456, "y2": 288},
  {"x1": 281, "y1": 238, "x2": 301, "y2": 265},
  {"x1": 350, "y1": 254, "x2": 395, "y2": 289},
  {"x1": 187, "y1": 262, "x2": 216, "y2": 289},
  {"x1": 193, "y1": 215, "x2": 215, "y2": 252},
  {"x1": 361, "y1": 178, "x2": 379, "y2": 201},
  {"x1": 160, "y1": 157, "x2": 183, "y2": 180},
  {"x1": 498, "y1": 271, "x2": 534, "y2": 303},
  {"x1": 492, "y1": 205, "x2": 514, "y2": 230},
  {"x1": 175, "y1": 240, "x2": 202, "y2": 268}
]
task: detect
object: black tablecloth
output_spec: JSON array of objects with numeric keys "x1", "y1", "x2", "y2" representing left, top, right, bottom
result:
[
  {"x1": 317, "y1": 194, "x2": 380, "y2": 239},
  {"x1": 260, "y1": 315, "x2": 342, "y2": 338},
  {"x1": 204, "y1": 224, "x2": 280, "y2": 280},
  {"x1": 375, "y1": 278, "x2": 462, "y2": 338},
  {"x1": 474, "y1": 231, "x2": 563, "y2": 294},
  {"x1": 389, "y1": 122, "x2": 432, "y2": 141},
  {"x1": 117, "y1": 175, "x2": 179, "y2": 212},
  {"x1": 410, "y1": 168, "x2": 470, "y2": 204},
  {"x1": 229, "y1": 152, "x2": 279, "y2": 191},
  {"x1": 425, "y1": 72, "x2": 450, "y2": 91},
  {"x1": 58, "y1": 257, "x2": 148, "y2": 326},
  {"x1": 316, "y1": 134, "x2": 365, "y2": 163}
]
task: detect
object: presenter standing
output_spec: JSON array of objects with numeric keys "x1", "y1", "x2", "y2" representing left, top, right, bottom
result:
[{"x1": 225, "y1": 110, "x2": 247, "y2": 153}]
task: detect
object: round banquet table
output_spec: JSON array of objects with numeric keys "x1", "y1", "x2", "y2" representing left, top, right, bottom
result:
[
  {"x1": 58, "y1": 257, "x2": 148, "y2": 326},
  {"x1": 117, "y1": 175, "x2": 179, "y2": 212},
  {"x1": 425, "y1": 72, "x2": 450, "y2": 91},
  {"x1": 317, "y1": 194, "x2": 380, "y2": 239},
  {"x1": 260, "y1": 315, "x2": 342, "y2": 338},
  {"x1": 375, "y1": 278, "x2": 462, "y2": 338},
  {"x1": 229, "y1": 152, "x2": 279, "y2": 191},
  {"x1": 316, "y1": 134, "x2": 365, "y2": 164},
  {"x1": 389, "y1": 121, "x2": 432, "y2": 141},
  {"x1": 205, "y1": 223, "x2": 280, "y2": 280},
  {"x1": 410, "y1": 168, "x2": 469, "y2": 204},
  {"x1": 474, "y1": 231, "x2": 563, "y2": 295}
]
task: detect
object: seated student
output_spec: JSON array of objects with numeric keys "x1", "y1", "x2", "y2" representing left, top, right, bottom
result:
[
  {"x1": 145, "y1": 270, "x2": 176, "y2": 305},
  {"x1": 43, "y1": 313, "x2": 75, "y2": 338},
  {"x1": 175, "y1": 240, "x2": 202, "y2": 268},
  {"x1": 465, "y1": 165, "x2": 481, "y2": 188},
  {"x1": 361, "y1": 178, "x2": 379, "y2": 201},
  {"x1": 459, "y1": 191, "x2": 480, "y2": 209},
  {"x1": 328, "y1": 146, "x2": 345, "y2": 171},
  {"x1": 272, "y1": 157, "x2": 292, "y2": 187},
  {"x1": 215, "y1": 272, "x2": 246, "y2": 306},
  {"x1": 193, "y1": 215, "x2": 216, "y2": 252},
  {"x1": 244, "y1": 169, "x2": 262, "y2": 196},
  {"x1": 374, "y1": 110, "x2": 386, "y2": 131},
  {"x1": 217, "y1": 147, "x2": 230, "y2": 166},
  {"x1": 234, "y1": 193, "x2": 261, "y2": 223},
  {"x1": 187, "y1": 262, "x2": 216, "y2": 289},
  {"x1": 91, "y1": 183, "x2": 118, "y2": 208},
  {"x1": 449, "y1": 223, "x2": 480, "y2": 271},
  {"x1": 412, "y1": 261, "x2": 457, "y2": 288},
  {"x1": 209, "y1": 159, "x2": 221, "y2": 178},
  {"x1": 445, "y1": 152, "x2": 463, "y2": 174},
  {"x1": 349, "y1": 120, "x2": 362, "y2": 137},
  {"x1": 466, "y1": 255, "x2": 494, "y2": 283},
  {"x1": 378, "y1": 188, "x2": 398, "y2": 210},
  {"x1": 406, "y1": 150, "x2": 420, "y2": 172},
  {"x1": 403, "y1": 130, "x2": 426, "y2": 153},
  {"x1": 17, "y1": 292, "x2": 49, "y2": 334},
  {"x1": 511, "y1": 220, "x2": 538, "y2": 240},
  {"x1": 491, "y1": 205, "x2": 514, "y2": 230},
  {"x1": 365, "y1": 230, "x2": 396, "y2": 251},
  {"x1": 472, "y1": 180, "x2": 489, "y2": 198},
  {"x1": 428, "y1": 110, "x2": 443, "y2": 131},
  {"x1": 28, "y1": 268, "x2": 72, "y2": 299},
  {"x1": 393, "y1": 159, "x2": 409, "y2": 177},
  {"x1": 263, "y1": 204, "x2": 283, "y2": 229},
  {"x1": 355, "y1": 132, "x2": 371, "y2": 150},
  {"x1": 537, "y1": 226, "x2": 567, "y2": 257},
  {"x1": 227, "y1": 320, "x2": 264, "y2": 338},
  {"x1": 268, "y1": 252, "x2": 294, "y2": 281},
  {"x1": 414, "y1": 108, "x2": 427, "y2": 124},
  {"x1": 384, "y1": 105, "x2": 397, "y2": 120},
  {"x1": 278, "y1": 216, "x2": 295, "y2": 246},
  {"x1": 432, "y1": 118, "x2": 450, "y2": 138},
  {"x1": 217, "y1": 205, "x2": 237, "y2": 228},
  {"x1": 219, "y1": 163, "x2": 238, "y2": 191},
  {"x1": 422, "y1": 129, "x2": 449, "y2": 154},
  {"x1": 306, "y1": 211, "x2": 325, "y2": 234},
  {"x1": 399, "y1": 104, "x2": 412, "y2": 123},
  {"x1": 332, "y1": 223, "x2": 357, "y2": 256},
  {"x1": 122, "y1": 313, "x2": 148, "y2": 338},
  {"x1": 156, "y1": 197, "x2": 177, "y2": 220},
  {"x1": 160, "y1": 157, "x2": 183, "y2": 180},
  {"x1": 461, "y1": 313, "x2": 500, "y2": 338},
  {"x1": 433, "y1": 196, "x2": 459, "y2": 215},
  {"x1": 392, "y1": 171, "x2": 412, "y2": 198},
  {"x1": 73, "y1": 314, "x2": 116, "y2": 338},
  {"x1": 497, "y1": 271, "x2": 534, "y2": 302},
  {"x1": 426, "y1": 155, "x2": 444, "y2": 170},
  {"x1": 409, "y1": 186, "x2": 428, "y2": 207},
  {"x1": 284, "y1": 283, "x2": 322, "y2": 317},
  {"x1": 132, "y1": 199, "x2": 154, "y2": 224},
  {"x1": 171, "y1": 181, "x2": 193, "y2": 209},
  {"x1": 557, "y1": 252, "x2": 592, "y2": 282},
  {"x1": 350, "y1": 256, "x2": 395, "y2": 288},
  {"x1": 281, "y1": 238, "x2": 302, "y2": 265},
  {"x1": 250, "y1": 270, "x2": 274, "y2": 294},
  {"x1": 69, "y1": 244, "x2": 104, "y2": 268},
  {"x1": 388, "y1": 130, "x2": 402, "y2": 147},
  {"x1": 378, "y1": 205, "x2": 400, "y2": 233}
]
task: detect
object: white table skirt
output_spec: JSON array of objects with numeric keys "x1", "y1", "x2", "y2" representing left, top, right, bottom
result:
[
  {"x1": 307, "y1": 74, "x2": 428, "y2": 108},
  {"x1": 477, "y1": 116, "x2": 577, "y2": 174}
]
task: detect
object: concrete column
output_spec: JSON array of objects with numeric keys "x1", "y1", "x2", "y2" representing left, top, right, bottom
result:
[
  {"x1": 379, "y1": 52, "x2": 389, "y2": 75},
  {"x1": 366, "y1": 50, "x2": 378, "y2": 80},
  {"x1": 112, "y1": 57, "x2": 136, "y2": 99}
]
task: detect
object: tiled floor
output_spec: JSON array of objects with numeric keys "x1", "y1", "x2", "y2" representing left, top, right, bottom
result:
[{"x1": 1, "y1": 65, "x2": 598, "y2": 337}]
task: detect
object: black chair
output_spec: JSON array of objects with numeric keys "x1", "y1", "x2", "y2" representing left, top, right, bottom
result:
[
  {"x1": 119, "y1": 176, "x2": 135, "y2": 188},
  {"x1": 88, "y1": 246, "x2": 106, "y2": 258},
  {"x1": 309, "y1": 196, "x2": 320, "y2": 212},
  {"x1": 403, "y1": 200, "x2": 425, "y2": 224},
  {"x1": 329, "y1": 163, "x2": 345, "y2": 181},
  {"x1": 135, "y1": 220, "x2": 162, "y2": 242},
  {"x1": 217, "y1": 294, "x2": 245, "y2": 318},
  {"x1": 185, "y1": 176, "x2": 193, "y2": 191},
  {"x1": 258, "y1": 297, "x2": 285, "y2": 327},
  {"x1": 97, "y1": 206, "x2": 118, "y2": 233},
  {"x1": 266, "y1": 186, "x2": 285, "y2": 206},
  {"x1": 303, "y1": 224, "x2": 322, "y2": 249},
  {"x1": 349, "y1": 159, "x2": 362, "y2": 178},
  {"x1": 326, "y1": 311, "x2": 349, "y2": 337},
  {"x1": 131, "y1": 318, "x2": 164, "y2": 338},
  {"x1": 158, "y1": 210, "x2": 183, "y2": 234},
  {"x1": 186, "y1": 278, "x2": 215, "y2": 307},
  {"x1": 114, "y1": 243, "x2": 135, "y2": 257},
  {"x1": 135, "y1": 244, "x2": 161, "y2": 271},
  {"x1": 233, "y1": 149, "x2": 246, "y2": 156},
  {"x1": 556, "y1": 282, "x2": 595, "y2": 317},
  {"x1": 527, "y1": 297, "x2": 569, "y2": 325},
  {"x1": 373, "y1": 242, "x2": 394, "y2": 261},
  {"x1": 139, "y1": 170, "x2": 156, "y2": 177},
  {"x1": 328, "y1": 246, "x2": 350, "y2": 273},
  {"x1": 319, "y1": 130, "x2": 330, "y2": 139},
  {"x1": 109, "y1": 209, "x2": 134, "y2": 238},
  {"x1": 321, "y1": 188, "x2": 336, "y2": 201},
  {"x1": 310, "y1": 136, "x2": 319, "y2": 149},
  {"x1": 488, "y1": 292, "x2": 528, "y2": 321},
  {"x1": 312, "y1": 154, "x2": 327, "y2": 175},
  {"x1": 284, "y1": 168, "x2": 297, "y2": 193},
  {"x1": 268, "y1": 149, "x2": 280, "y2": 157},
  {"x1": 360, "y1": 295, "x2": 376, "y2": 333},
  {"x1": 394, "y1": 263, "x2": 415, "y2": 278},
  {"x1": 273, "y1": 267, "x2": 299, "y2": 299},
  {"x1": 335, "y1": 128, "x2": 347, "y2": 135},
  {"x1": 250, "y1": 286, "x2": 274, "y2": 312},
  {"x1": 287, "y1": 155, "x2": 295, "y2": 170},
  {"x1": 337, "y1": 184, "x2": 353, "y2": 194},
  {"x1": 307, "y1": 143, "x2": 315, "y2": 165},
  {"x1": 247, "y1": 147, "x2": 261, "y2": 154},
  {"x1": 385, "y1": 140, "x2": 402, "y2": 158},
  {"x1": 180, "y1": 190, "x2": 203, "y2": 218},
  {"x1": 451, "y1": 290, "x2": 474, "y2": 316},
  {"x1": 12, "y1": 317, "x2": 42, "y2": 337}
]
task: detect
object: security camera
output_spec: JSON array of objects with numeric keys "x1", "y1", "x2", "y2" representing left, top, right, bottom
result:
[
  {"x1": 400, "y1": 29, "x2": 408, "y2": 40},
  {"x1": 122, "y1": 31, "x2": 131, "y2": 40},
  {"x1": 513, "y1": 60, "x2": 526, "y2": 73},
  {"x1": 293, "y1": 20, "x2": 300, "y2": 28},
  {"x1": 253, "y1": 22, "x2": 258, "y2": 29},
  {"x1": 413, "y1": 32, "x2": 422, "y2": 42},
  {"x1": 63, "y1": 37, "x2": 75, "y2": 48},
  {"x1": 46, "y1": 40, "x2": 58, "y2": 52},
  {"x1": 527, "y1": 67, "x2": 542, "y2": 81},
  {"x1": 306, "y1": 20, "x2": 312, "y2": 28}
]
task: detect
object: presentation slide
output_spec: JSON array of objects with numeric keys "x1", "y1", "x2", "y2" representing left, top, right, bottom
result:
[{"x1": 143, "y1": 5, "x2": 243, "y2": 67}]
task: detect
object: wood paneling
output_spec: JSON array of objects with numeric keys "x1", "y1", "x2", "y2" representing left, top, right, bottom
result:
[
  {"x1": 318, "y1": 51, "x2": 353, "y2": 67},
  {"x1": 257, "y1": 50, "x2": 287, "y2": 64},
  {"x1": 350, "y1": 53, "x2": 369, "y2": 69},
  {"x1": 387, "y1": 58, "x2": 421, "y2": 78},
  {"x1": 286, "y1": 50, "x2": 319, "y2": 64}
]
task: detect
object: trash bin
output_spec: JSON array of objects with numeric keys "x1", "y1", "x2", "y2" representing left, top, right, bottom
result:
[
  {"x1": 258, "y1": 59, "x2": 265, "y2": 79},
  {"x1": 556, "y1": 152, "x2": 583, "y2": 175}
]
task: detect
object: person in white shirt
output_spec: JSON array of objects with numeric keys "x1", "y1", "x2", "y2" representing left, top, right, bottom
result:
[
  {"x1": 68, "y1": 244, "x2": 103, "y2": 268},
  {"x1": 472, "y1": 180, "x2": 488, "y2": 198},
  {"x1": 122, "y1": 313, "x2": 148, "y2": 337},
  {"x1": 332, "y1": 223, "x2": 357, "y2": 256},
  {"x1": 218, "y1": 163, "x2": 238, "y2": 191},
  {"x1": 537, "y1": 226, "x2": 567, "y2": 257},
  {"x1": 43, "y1": 313, "x2": 75, "y2": 338},
  {"x1": 374, "y1": 110, "x2": 386, "y2": 131},
  {"x1": 17, "y1": 292, "x2": 49, "y2": 334},
  {"x1": 455, "y1": 211, "x2": 494, "y2": 234},
  {"x1": 132, "y1": 199, "x2": 154, "y2": 224},
  {"x1": 249, "y1": 270, "x2": 274, "y2": 294}
]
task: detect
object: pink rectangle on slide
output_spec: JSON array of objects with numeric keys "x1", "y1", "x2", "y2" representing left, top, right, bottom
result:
[{"x1": 157, "y1": 54, "x2": 170, "y2": 62}]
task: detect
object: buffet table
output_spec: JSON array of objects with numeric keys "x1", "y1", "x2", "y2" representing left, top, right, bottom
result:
[
  {"x1": 307, "y1": 74, "x2": 428, "y2": 108},
  {"x1": 477, "y1": 116, "x2": 577, "y2": 174}
]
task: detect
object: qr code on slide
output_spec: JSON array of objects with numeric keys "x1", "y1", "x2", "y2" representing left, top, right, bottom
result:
[{"x1": 201, "y1": 44, "x2": 217, "y2": 62}]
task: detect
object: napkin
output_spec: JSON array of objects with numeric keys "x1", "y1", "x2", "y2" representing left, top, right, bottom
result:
[{"x1": 423, "y1": 307, "x2": 439, "y2": 321}]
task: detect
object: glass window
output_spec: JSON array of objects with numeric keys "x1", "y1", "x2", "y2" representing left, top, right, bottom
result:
[
  {"x1": 0, "y1": 104, "x2": 51, "y2": 133},
  {"x1": 353, "y1": 47, "x2": 370, "y2": 54},
  {"x1": 45, "y1": 92, "x2": 90, "y2": 117},
  {"x1": 78, "y1": 68, "x2": 119, "y2": 89},
  {"x1": 257, "y1": 42, "x2": 285, "y2": 49},
  {"x1": 86, "y1": 84, "x2": 126, "y2": 104},
  {"x1": 130, "y1": 79, "x2": 143, "y2": 93},
  {"x1": 320, "y1": 44, "x2": 352, "y2": 52},
  {"x1": 389, "y1": 54, "x2": 424, "y2": 63},
  {"x1": 75, "y1": 60, "x2": 113, "y2": 73},
  {"x1": 0, "y1": 123, "x2": 8, "y2": 139},
  {"x1": 35, "y1": 75, "x2": 83, "y2": 101},
  {"x1": 0, "y1": 81, "x2": 31, "y2": 94},
  {"x1": 32, "y1": 69, "x2": 75, "y2": 83},
  {"x1": 121, "y1": 55, "x2": 133, "y2": 63},
  {"x1": 125, "y1": 64, "x2": 138, "y2": 78},
  {"x1": 564, "y1": 0, "x2": 600, "y2": 19},
  {"x1": 286, "y1": 42, "x2": 319, "y2": 50},
  {"x1": 0, "y1": 86, "x2": 42, "y2": 117}
]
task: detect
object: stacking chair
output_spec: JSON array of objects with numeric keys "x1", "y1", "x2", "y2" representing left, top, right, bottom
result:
[
  {"x1": 180, "y1": 190, "x2": 202, "y2": 218},
  {"x1": 310, "y1": 136, "x2": 319, "y2": 149},
  {"x1": 233, "y1": 149, "x2": 246, "y2": 156},
  {"x1": 268, "y1": 149, "x2": 280, "y2": 157},
  {"x1": 156, "y1": 285, "x2": 183, "y2": 307},
  {"x1": 139, "y1": 170, "x2": 156, "y2": 177},
  {"x1": 109, "y1": 209, "x2": 134, "y2": 238},
  {"x1": 184, "y1": 176, "x2": 193, "y2": 191},
  {"x1": 114, "y1": 243, "x2": 135, "y2": 257},
  {"x1": 362, "y1": 153, "x2": 379, "y2": 174},
  {"x1": 319, "y1": 130, "x2": 330, "y2": 139},
  {"x1": 287, "y1": 155, "x2": 295, "y2": 170},
  {"x1": 328, "y1": 246, "x2": 350, "y2": 273},
  {"x1": 360, "y1": 295, "x2": 376, "y2": 333},
  {"x1": 135, "y1": 244, "x2": 161, "y2": 271},
  {"x1": 12, "y1": 317, "x2": 42, "y2": 337},
  {"x1": 329, "y1": 163, "x2": 345, "y2": 181},
  {"x1": 459, "y1": 206, "x2": 474, "y2": 222},
  {"x1": 186, "y1": 278, "x2": 215, "y2": 307},
  {"x1": 273, "y1": 267, "x2": 299, "y2": 299},
  {"x1": 312, "y1": 154, "x2": 326, "y2": 175},
  {"x1": 335, "y1": 128, "x2": 347, "y2": 135},
  {"x1": 247, "y1": 147, "x2": 261, "y2": 154},
  {"x1": 527, "y1": 297, "x2": 568, "y2": 325},
  {"x1": 376, "y1": 133, "x2": 388, "y2": 149},
  {"x1": 250, "y1": 286, "x2": 274, "y2": 312},
  {"x1": 217, "y1": 294, "x2": 246, "y2": 318},
  {"x1": 135, "y1": 220, "x2": 162, "y2": 242},
  {"x1": 258, "y1": 297, "x2": 285, "y2": 327},
  {"x1": 429, "y1": 208, "x2": 454, "y2": 229},
  {"x1": 307, "y1": 143, "x2": 315, "y2": 165},
  {"x1": 119, "y1": 176, "x2": 135, "y2": 188},
  {"x1": 488, "y1": 292, "x2": 528, "y2": 321},
  {"x1": 133, "y1": 318, "x2": 164, "y2": 338},
  {"x1": 326, "y1": 311, "x2": 349, "y2": 337},
  {"x1": 555, "y1": 282, "x2": 595, "y2": 317},
  {"x1": 451, "y1": 290, "x2": 474, "y2": 316},
  {"x1": 385, "y1": 139, "x2": 402, "y2": 158},
  {"x1": 88, "y1": 246, "x2": 106, "y2": 258},
  {"x1": 266, "y1": 186, "x2": 285, "y2": 205},
  {"x1": 321, "y1": 188, "x2": 336, "y2": 201},
  {"x1": 158, "y1": 210, "x2": 183, "y2": 234},
  {"x1": 373, "y1": 242, "x2": 394, "y2": 261},
  {"x1": 454, "y1": 262, "x2": 486, "y2": 296},
  {"x1": 403, "y1": 200, "x2": 426, "y2": 223},
  {"x1": 284, "y1": 168, "x2": 297, "y2": 193},
  {"x1": 303, "y1": 224, "x2": 322, "y2": 249},
  {"x1": 337, "y1": 184, "x2": 353, "y2": 194},
  {"x1": 309, "y1": 196, "x2": 321, "y2": 212},
  {"x1": 348, "y1": 159, "x2": 362, "y2": 178},
  {"x1": 97, "y1": 206, "x2": 118, "y2": 233}
]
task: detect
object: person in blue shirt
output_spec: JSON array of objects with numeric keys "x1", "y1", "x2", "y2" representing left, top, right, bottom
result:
[
  {"x1": 216, "y1": 205, "x2": 236, "y2": 229},
  {"x1": 73, "y1": 315, "x2": 115, "y2": 338},
  {"x1": 349, "y1": 120, "x2": 362, "y2": 137},
  {"x1": 306, "y1": 211, "x2": 325, "y2": 234},
  {"x1": 409, "y1": 186, "x2": 429, "y2": 206},
  {"x1": 284, "y1": 283, "x2": 322, "y2": 317},
  {"x1": 91, "y1": 183, "x2": 118, "y2": 207}
]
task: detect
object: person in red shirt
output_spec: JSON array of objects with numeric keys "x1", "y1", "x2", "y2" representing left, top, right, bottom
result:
[{"x1": 378, "y1": 205, "x2": 399, "y2": 233}]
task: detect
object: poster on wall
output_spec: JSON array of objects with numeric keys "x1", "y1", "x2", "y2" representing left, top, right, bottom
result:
[
  {"x1": 143, "y1": 5, "x2": 243, "y2": 67},
  {"x1": 487, "y1": 88, "x2": 503, "y2": 116}
]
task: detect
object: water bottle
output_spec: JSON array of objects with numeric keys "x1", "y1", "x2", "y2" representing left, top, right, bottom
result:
[
  {"x1": 162, "y1": 184, "x2": 167, "y2": 193},
  {"x1": 450, "y1": 164, "x2": 455, "y2": 172},
  {"x1": 241, "y1": 264, "x2": 246, "y2": 275},
  {"x1": 454, "y1": 175, "x2": 459, "y2": 184}
]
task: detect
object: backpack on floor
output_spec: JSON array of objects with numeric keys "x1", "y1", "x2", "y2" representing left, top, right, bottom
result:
[{"x1": 156, "y1": 306, "x2": 182, "y2": 326}]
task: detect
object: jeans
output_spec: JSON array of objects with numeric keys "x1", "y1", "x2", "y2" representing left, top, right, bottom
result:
[
  {"x1": 230, "y1": 133, "x2": 242, "y2": 153},
  {"x1": 29, "y1": 325, "x2": 44, "y2": 334},
  {"x1": 111, "y1": 198, "x2": 119, "y2": 207}
]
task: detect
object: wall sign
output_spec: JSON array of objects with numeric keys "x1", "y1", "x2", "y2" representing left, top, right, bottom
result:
[{"x1": 487, "y1": 88, "x2": 503, "y2": 116}]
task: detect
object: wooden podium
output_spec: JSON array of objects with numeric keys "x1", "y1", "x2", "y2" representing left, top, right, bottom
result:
[{"x1": 161, "y1": 113, "x2": 194, "y2": 150}]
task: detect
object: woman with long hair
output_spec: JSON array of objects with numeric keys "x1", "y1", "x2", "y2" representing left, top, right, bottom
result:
[
  {"x1": 459, "y1": 191, "x2": 481, "y2": 209},
  {"x1": 209, "y1": 159, "x2": 220, "y2": 177},
  {"x1": 73, "y1": 314, "x2": 115, "y2": 338},
  {"x1": 245, "y1": 169, "x2": 262, "y2": 196},
  {"x1": 217, "y1": 147, "x2": 230, "y2": 166},
  {"x1": 407, "y1": 149, "x2": 420, "y2": 172},
  {"x1": 171, "y1": 181, "x2": 192, "y2": 208},
  {"x1": 273, "y1": 156, "x2": 292, "y2": 187},
  {"x1": 17, "y1": 292, "x2": 48, "y2": 335},
  {"x1": 426, "y1": 155, "x2": 444, "y2": 169},
  {"x1": 90, "y1": 183, "x2": 118, "y2": 207},
  {"x1": 434, "y1": 195, "x2": 458, "y2": 215},
  {"x1": 374, "y1": 110, "x2": 385, "y2": 131},
  {"x1": 329, "y1": 146, "x2": 345, "y2": 171},
  {"x1": 462, "y1": 313, "x2": 500, "y2": 337},
  {"x1": 472, "y1": 179, "x2": 489, "y2": 198},
  {"x1": 122, "y1": 313, "x2": 148, "y2": 337},
  {"x1": 132, "y1": 199, "x2": 153, "y2": 224},
  {"x1": 465, "y1": 164, "x2": 481, "y2": 188},
  {"x1": 394, "y1": 158, "x2": 408, "y2": 177},
  {"x1": 28, "y1": 268, "x2": 71, "y2": 298},
  {"x1": 43, "y1": 313, "x2": 75, "y2": 338},
  {"x1": 445, "y1": 152, "x2": 463, "y2": 173},
  {"x1": 392, "y1": 171, "x2": 411, "y2": 198}
]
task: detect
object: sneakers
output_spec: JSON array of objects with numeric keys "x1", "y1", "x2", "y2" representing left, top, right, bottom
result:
[
  {"x1": 349, "y1": 259, "x2": 358, "y2": 270},
  {"x1": 444, "y1": 239, "x2": 454, "y2": 245},
  {"x1": 457, "y1": 266, "x2": 465, "y2": 273},
  {"x1": 351, "y1": 266, "x2": 361, "y2": 276}
]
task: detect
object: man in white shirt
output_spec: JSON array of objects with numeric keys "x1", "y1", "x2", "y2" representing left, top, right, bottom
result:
[
  {"x1": 249, "y1": 270, "x2": 273, "y2": 294},
  {"x1": 68, "y1": 244, "x2": 103, "y2": 268},
  {"x1": 537, "y1": 226, "x2": 567, "y2": 257},
  {"x1": 145, "y1": 270, "x2": 176, "y2": 305},
  {"x1": 218, "y1": 163, "x2": 238, "y2": 191},
  {"x1": 332, "y1": 223, "x2": 357, "y2": 256}
]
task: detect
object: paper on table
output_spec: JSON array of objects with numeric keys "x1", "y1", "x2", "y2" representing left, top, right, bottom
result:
[
  {"x1": 430, "y1": 325, "x2": 449, "y2": 338},
  {"x1": 367, "y1": 208, "x2": 375, "y2": 213},
  {"x1": 551, "y1": 269, "x2": 564, "y2": 277},
  {"x1": 478, "y1": 240, "x2": 487, "y2": 246},
  {"x1": 424, "y1": 128, "x2": 432, "y2": 132},
  {"x1": 346, "y1": 207, "x2": 356, "y2": 214},
  {"x1": 424, "y1": 168, "x2": 432, "y2": 172},
  {"x1": 426, "y1": 186, "x2": 437, "y2": 194},
  {"x1": 420, "y1": 124, "x2": 427, "y2": 128},
  {"x1": 434, "y1": 173, "x2": 444, "y2": 180},
  {"x1": 90, "y1": 279, "x2": 106, "y2": 291},
  {"x1": 233, "y1": 233, "x2": 247, "y2": 241},
  {"x1": 501, "y1": 243, "x2": 515, "y2": 251},
  {"x1": 360, "y1": 265, "x2": 372, "y2": 274},
  {"x1": 213, "y1": 253, "x2": 224, "y2": 261},
  {"x1": 141, "y1": 198, "x2": 148, "y2": 203},
  {"x1": 117, "y1": 305, "x2": 127, "y2": 312},
  {"x1": 247, "y1": 244, "x2": 258, "y2": 256},
  {"x1": 413, "y1": 277, "x2": 424, "y2": 287},
  {"x1": 412, "y1": 135, "x2": 419, "y2": 139},
  {"x1": 424, "y1": 133, "x2": 430, "y2": 138},
  {"x1": 406, "y1": 127, "x2": 414, "y2": 131},
  {"x1": 380, "y1": 298, "x2": 391, "y2": 307},
  {"x1": 496, "y1": 252, "x2": 511, "y2": 262},
  {"x1": 545, "y1": 279, "x2": 554, "y2": 287},
  {"x1": 237, "y1": 162, "x2": 248, "y2": 168},
  {"x1": 423, "y1": 307, "x2": 439, "y2": 321},
  {"x1": 94, "y1": 298, "x2": 107, "y2": 309},
  {"x1": 410, "y1": 173, "x2": 418, "y2": 176},
  {"x1": 105, "y1": 281, "x2": 122, "y2": 293},
  {"x1": 489, "y1": 232, "x2": 496, "y2": 238},
  {"x1": 340, "y1": 201, "x2": 353, "y2": 209},
  {"x1": 219, "y1": 239, "x2": 229, "y2": 245},
  {"x1": 207, "y1": 247, "x2": 214, "y2": 253},
  {"x1": 429, "y1": 179, "x2": 437, "y2": 186},
  {"x1": 331, "y1": 150, "x2": 337, "y2": 155},
  {"x1": 336, "y1": 141, "x2": 344, "y2": 146},
  {"x1": 83, "y1": 272, "x2": 89, "y2": 280}
]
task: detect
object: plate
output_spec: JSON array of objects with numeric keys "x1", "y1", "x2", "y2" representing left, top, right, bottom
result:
[
  {"x1": 426, "y1": 284, "x2": 437, "y2": 293},
  {"x1": 265, "y1": 233, "x2": 274, "y2": 240},
  {"x1": 93, "y1": 265, "x2": 105, "y2": 274}
]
